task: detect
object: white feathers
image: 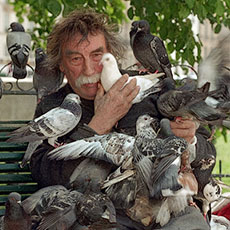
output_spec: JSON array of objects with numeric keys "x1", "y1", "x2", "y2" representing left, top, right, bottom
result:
[{"x1": 100, "y1": 53, "x2": 164, "y2": 103}]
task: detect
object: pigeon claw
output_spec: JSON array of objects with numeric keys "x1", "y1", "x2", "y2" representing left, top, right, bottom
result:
[{"x1": 54, "y1": 142, "x2": 65, "y2": 148}]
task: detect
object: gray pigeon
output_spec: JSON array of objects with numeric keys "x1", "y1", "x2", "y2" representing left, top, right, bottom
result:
[
  {"x1": 198, "y1": 34, "x2": 230, "y2": 113},
  {"x1": 3, "y1": 192, "x2": 31, "y2": 230},
  {"x1": 33, "y1": 48, "x2": 64, "y2": 103},
  {"x1": 47, "y1": 127, "x2": 135, "y2": 166},
  {"x1": 21, "y1": 185, "x2": 117, "y2": 230},
  {"x1": 7, "y1": 93, "x2": 82, "y2": 168},
  {"x1": 156, "y1": 82, "x2": 230, "y2": 129},
  {"x1": 129, "y1": 20, "x2": 173, "y2": 78},
  {"x1": 133, "y1": 118, "x2": 198, "y2": 227},
  {"x1": 100, "y1": 53, "x2": 165, "y2": 104},
  {"x1": 6, "y1": 22, "x2": 31, "y2": 79}
]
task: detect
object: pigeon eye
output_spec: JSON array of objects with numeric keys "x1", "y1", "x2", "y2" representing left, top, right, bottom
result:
[{"x1": 106, "y1": 58, "x2": 109, "y2": 61}]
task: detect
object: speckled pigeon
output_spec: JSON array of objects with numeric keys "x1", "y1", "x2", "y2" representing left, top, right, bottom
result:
[
  {"x1": 6, "y1": 22, "x2": 31, "y2": 79},
  {"x1": 21, "y1": 185, "x2": 117, "y2": 230},
  {"x1": 129, "y1": 20, "x2": 173, "y2": 78},
  {"x1": 194, "y1": 178, "x2": 222, "y2": 220},
  {"x1": 100, "y1": 52, "x2": 165, "y2": 104},
  {"x1": 6, "y1": 93, "x2": 82, "y2": 168},
  {"x1": 33, "y1": 48, "x2": 64, "y2": 103},
  {"x1": 47, "y1": 126, "x2": 135, "y2": 166},
  {"x1": 3, "y1": 192, "x2": 31, "y2": 230}
]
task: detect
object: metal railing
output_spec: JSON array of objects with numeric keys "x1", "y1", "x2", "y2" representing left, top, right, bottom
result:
[{"x1": 0, "y1": 62, "x2": 36, "y2": 96}]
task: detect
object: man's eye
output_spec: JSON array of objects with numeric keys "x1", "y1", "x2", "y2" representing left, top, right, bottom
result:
[
  {"x1": 92, "y1": 53, "x2": 103, "y2": 61},
  {"x1": 71, "y1": 57, "x2": 82, "y2": 65}
]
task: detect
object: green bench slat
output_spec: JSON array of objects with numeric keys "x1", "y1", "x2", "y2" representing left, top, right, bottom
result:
[
  {"x1": 0, "y1": 152, "x2": 24, "y2": 161},
  {"x1": 0, "y1": 174, "x2": 34, "y2": 183},
  {"x1": 0, "y1": 120, "x2": 30, "y2": 125},
  {"x1": 0, "y1": 142, "x2": 27, "y2": 151},
  {"x1": 0, "y1": 184, "x2": 38, "y2": 194},
  {"x1": 0, "y1": 163, "x2": 29, "y2": 172},
  {"x1": 0, "y1": 121, "x2": 38, "y2": 216}
]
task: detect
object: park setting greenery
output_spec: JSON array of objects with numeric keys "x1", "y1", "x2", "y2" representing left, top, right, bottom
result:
[{"x1": 8, "y1": 0, "x2": 230, "y2": 67}]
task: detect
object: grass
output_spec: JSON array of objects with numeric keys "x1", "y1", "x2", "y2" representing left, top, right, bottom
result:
[{"x1": 212, "y1": 131, "x2": 230, "y2": 193}]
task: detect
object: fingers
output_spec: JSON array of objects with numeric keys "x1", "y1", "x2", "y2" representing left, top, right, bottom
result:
[
  {"x1": 110, "y1": 74, "x2": 140, "y2": 103},
  {"x1": 110, "y1": 74, "x2": 129, "y2": 91},
  {"x1": 95, "y1": 83, "x2": 104, "y2": 100}
]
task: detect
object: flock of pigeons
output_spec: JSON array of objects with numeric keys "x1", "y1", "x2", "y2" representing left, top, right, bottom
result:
[{"x1": 1, "y1": 19, "x2": 230, "y2": 230}]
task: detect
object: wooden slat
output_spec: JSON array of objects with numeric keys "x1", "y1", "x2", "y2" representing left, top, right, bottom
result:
[
  {"x1": 0, "y1": 142, "x2": 27, "y2": 151},
  {"x1": 0, "y1": 163, "x2": 29, "y2": 172},
  {"x1": 0, "y1": 121, "x2": 38, "y2": 217},
  {"x1": 0, "y1": 184, "x2": 38, "y2": 194},
  {"x1": 0, "y1": 174, "x2": 34, "y2": 183},
  {"x1": 0, "y1": 152, "x2": 24, "y2": 161}
]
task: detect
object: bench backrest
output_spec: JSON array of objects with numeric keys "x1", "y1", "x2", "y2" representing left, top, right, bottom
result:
[{"x1": 0, "y1": 120, "x2": 38, "y2": 215}]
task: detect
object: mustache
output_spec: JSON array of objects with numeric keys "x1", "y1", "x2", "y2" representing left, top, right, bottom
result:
[{"x1": 75, "y1": 73, "x2": 101, "y2": 87}]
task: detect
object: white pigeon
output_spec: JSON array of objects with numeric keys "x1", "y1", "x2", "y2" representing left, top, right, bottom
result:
[
  {"x1": 7, "y1": 93, "x2": 82, "y2": 168},
  {"x1": 100, "y1": 53, "x2": 165, "y2": 104}
]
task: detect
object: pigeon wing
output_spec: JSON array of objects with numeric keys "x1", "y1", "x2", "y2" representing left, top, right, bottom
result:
[{"x1": 48, "y1": 132, "x2": 135, "y2": 166}]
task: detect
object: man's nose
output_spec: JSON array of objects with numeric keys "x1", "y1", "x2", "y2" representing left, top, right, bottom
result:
[{"x1": 82, "y1": 59, "x2": 95, "y2": 76}]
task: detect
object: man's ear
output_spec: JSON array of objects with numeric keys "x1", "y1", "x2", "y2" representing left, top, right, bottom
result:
[{"x1": 59, "y1": 63, "x2": 64, "y2": 73}]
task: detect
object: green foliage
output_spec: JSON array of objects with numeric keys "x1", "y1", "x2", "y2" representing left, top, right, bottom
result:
[
  {"x1": 127, "y1": 0, "x2": 230, "y2": 66},
  {"x1": 7, "y1": 0, "x2": 230, "y2": 65},
  {"x1": 8, "y1": 0, "x2": 230, "y2": 66},
  {"x1": 7, "y1": 0, "x2": 127, "y2": 49}
]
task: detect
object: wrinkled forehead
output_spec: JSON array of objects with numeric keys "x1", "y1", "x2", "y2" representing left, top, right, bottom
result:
[{"x1": 61, "y1": 31, "x2": 108, "y2": 54}]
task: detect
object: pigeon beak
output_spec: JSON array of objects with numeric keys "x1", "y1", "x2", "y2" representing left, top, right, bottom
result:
[{"x1": 17, "y1": 200, "x2": 22, "y2": 204}]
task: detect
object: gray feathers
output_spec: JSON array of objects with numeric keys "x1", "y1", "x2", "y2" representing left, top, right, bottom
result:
[
  {"x1": 6, "y1": 22, "x2": 31, "y2": 79},
  {"x1": 3, "y1": 192, "x2": 31, "y2": 230},
  {"x1": 7, "y1": 93, "x2": 82, "y2": 167},
  {"x1": 33, "y1": 48, "x2": 64, "y2": 102},
  {"x1": 130, "y1": 20, "x2": 173, "y2": 78},
  {"x1": 21, "y1": 185, "x2": 116, "y2": 230}
]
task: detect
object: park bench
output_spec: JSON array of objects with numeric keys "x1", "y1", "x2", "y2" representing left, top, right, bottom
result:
[{"x1": 0, "y1": 120, "x2": 38, "y2": 215}]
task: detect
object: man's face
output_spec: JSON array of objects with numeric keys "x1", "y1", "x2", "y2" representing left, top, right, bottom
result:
[{"x1": 59, "y1": 32, "x2": 108, "y2": 100}]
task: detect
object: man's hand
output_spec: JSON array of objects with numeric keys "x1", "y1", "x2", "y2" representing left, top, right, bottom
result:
[
  {"x1": 170, "y1": 119, "x2": 198, "y2": 144},
  {"x1": 88, "y1": 74, "x2": 140, "y2": 134}
]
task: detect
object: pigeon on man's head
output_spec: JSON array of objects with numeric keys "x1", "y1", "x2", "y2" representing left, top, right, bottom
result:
[
  {"x1": 129, "y1": 20, "x2": 173, "y2": 78},
  {"x1": 6, "y1": 93, "x2": 82, "y2": 168},
  {"x1": 6, "y1": 22, "x2": 31, "y2": 79},
  {"x1": 3, "y1": 192, "x2": 31, "y2": 230},
  {"x1": 21, "y1": 185, "x2": 117, "y2": 230},
  {"x1": 33, "y1": 48, "x2": 64, "y2": 103},
  {"x1": 100, "y1": 52, "x2": 165, "y2": 104}
]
